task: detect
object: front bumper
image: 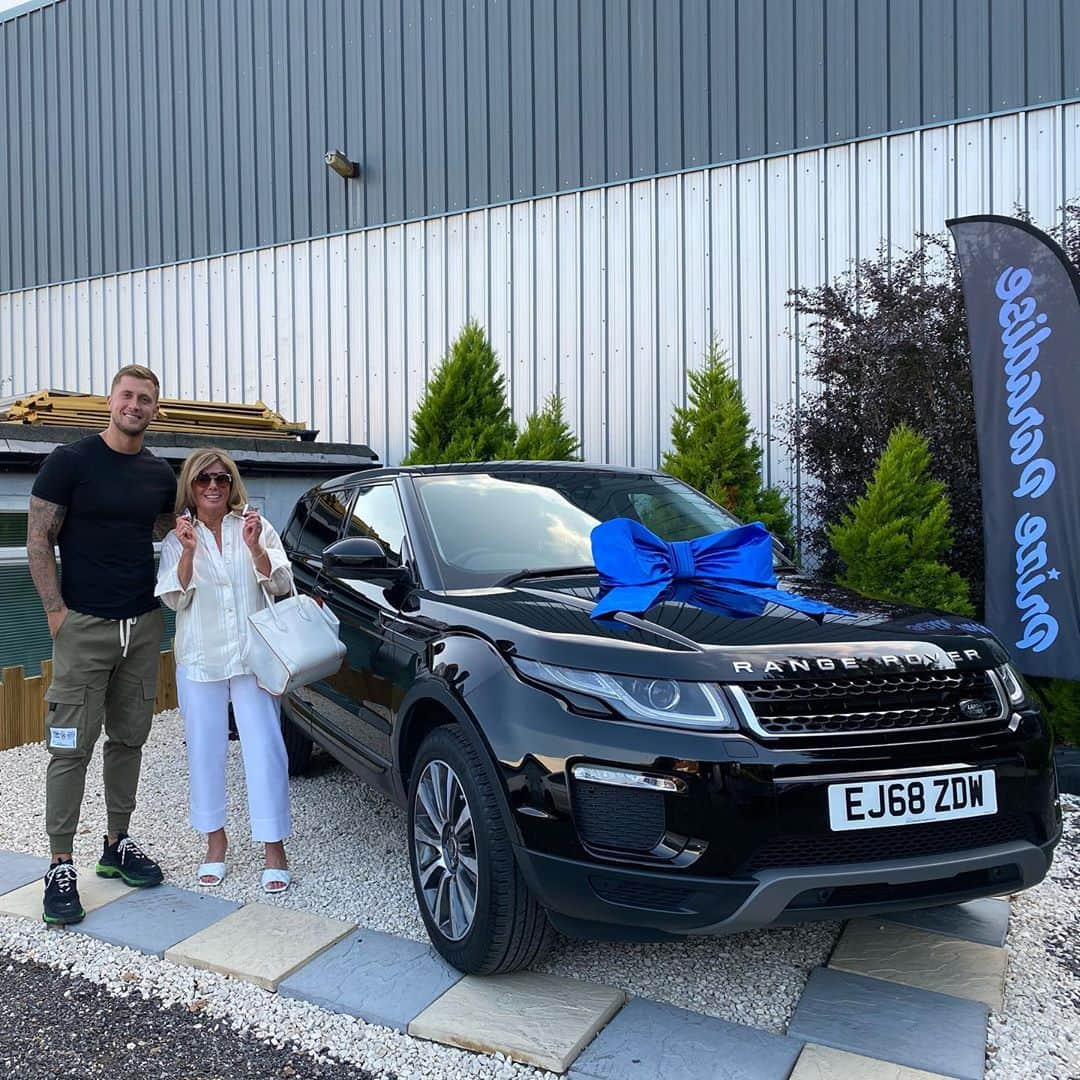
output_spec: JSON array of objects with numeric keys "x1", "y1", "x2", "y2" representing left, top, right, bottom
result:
[
  {"x1": 472, "y1": 671, "x2": 1061, "y2": 938},
  {"x1": 516, "y1": 833, "x2": 1059, "y2": 939}
]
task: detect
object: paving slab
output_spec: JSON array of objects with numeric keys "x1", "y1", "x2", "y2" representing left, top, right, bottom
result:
[
  {"x1": 164, "y1": 902, "x2": 354, "y2": 991},
  {"x1": 884, "y1": 898, "x2": 1011, "y2": 947},
  {"x1": 0, "y1": 866, "x2": 135, "y2": 920},
  {"x1": 409, "y1": 971, "x2": 626, "y2": 1074},
  {"x1": 829, "y1": 918, "x2": 1007, "y2": 1008},
  {"x1": 71, "y1": 884, "x2": 240, "y2": 957},
  {"x1": 790, "y1": 1044, "x2": 953, "y2": 1079},
  {"x1": 567, "y1": 996, "x2": 803, "y2": 1080},
  {"x1": 788, "y1": 967, "x2": 988, "y2": 1080},
  {"x1": 0, "y1": 852, "x2": 51, "y2": 896},
  {"x1": 278, "y1": 927, "x2": 462, "y2": 1032}
]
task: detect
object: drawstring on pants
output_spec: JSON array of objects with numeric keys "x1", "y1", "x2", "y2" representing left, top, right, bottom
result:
[{"x1": 119, "y1": 617, "x2": 138, "y2": 659}]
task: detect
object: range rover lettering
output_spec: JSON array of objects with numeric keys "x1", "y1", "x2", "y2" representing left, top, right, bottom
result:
[{"x1": 279, "y1": 463, "x2": 1061, "y2": 975}]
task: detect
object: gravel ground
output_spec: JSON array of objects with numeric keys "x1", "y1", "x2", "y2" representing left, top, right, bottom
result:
[
  {"x1": 986, "y1": 793, "x2": 1080, "y2": 1080},
  {"x1": 0, "y1": 709, "x2": 837, "y2": 1035},
  {"x1": 0, "y1": 710, "x2": 1075, "y2": 1078},
  {"x1": 0, "y1": 947, "x2": 378, "y2": 1079}
]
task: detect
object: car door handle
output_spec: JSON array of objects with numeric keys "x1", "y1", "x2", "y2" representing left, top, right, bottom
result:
[{"x1": 312, "y1": 584, "x2": 334, "y2": 600}]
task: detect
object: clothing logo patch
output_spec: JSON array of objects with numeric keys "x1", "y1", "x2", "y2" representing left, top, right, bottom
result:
[{"x1": 49, "y1": 727, "x2": 77, "y2": 749}]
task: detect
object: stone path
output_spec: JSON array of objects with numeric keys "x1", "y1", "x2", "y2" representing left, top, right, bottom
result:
[{"x1": 0, "y1": 850, "x2": 1007, "y2": 1077}]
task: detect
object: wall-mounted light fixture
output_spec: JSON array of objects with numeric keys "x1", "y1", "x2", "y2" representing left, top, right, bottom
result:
[{"x1": 325, "y1": 149, "x2": 360, "y2": 179}]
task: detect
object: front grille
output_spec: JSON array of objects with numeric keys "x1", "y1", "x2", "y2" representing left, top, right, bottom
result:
[
  {"x1": 571, "y1": 780, "x2": 666, "y2": 853},
  {"x1": 742, "y1": 812, "x2": 1038, "y2": 872},
  {"x1": 738, "y1": 669, "x2": 1006, "y2": 741}
]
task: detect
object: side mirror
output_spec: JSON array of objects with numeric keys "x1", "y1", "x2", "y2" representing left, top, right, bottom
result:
[{"x1": 322, "y1": 537, "x2": 409, "y2": 583}]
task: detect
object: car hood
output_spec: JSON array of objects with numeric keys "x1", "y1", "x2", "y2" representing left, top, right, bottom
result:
[{"x1": 416, "y1": 574, "x2": 1008, "y2": 681}]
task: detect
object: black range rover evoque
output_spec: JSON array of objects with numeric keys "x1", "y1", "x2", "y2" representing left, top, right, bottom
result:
[{"x1": 279, "y1": 462, "x2": 1061, "y2": 975}]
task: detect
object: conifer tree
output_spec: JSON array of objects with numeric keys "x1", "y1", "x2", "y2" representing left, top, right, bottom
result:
[
  {"x1": 514, "y1": 394, "x2": 581, "y2": 460},
  {"x1": 829, "y1": 424, "x2": 973, "y2": 614},
  {"x1": 402, "y1": 321, "x2": 517, "y2": 464},
  {"x1": 662, "y1": 341, "x2": 793, "y2": 544}
]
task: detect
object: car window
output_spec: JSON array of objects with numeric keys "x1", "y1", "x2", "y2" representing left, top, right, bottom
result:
[
  {"x1": 294, "y1": 489, "x2": 352, "y2": 559},
  {"x1": 281, "y1": 499, "x2": 308, "y2": 551},
  {"x1": 343, "y1": 484, "x2": 406, "y2": 566},
  {"x1": 413, "y1": 470, "x2": 766, "y2": 588}
]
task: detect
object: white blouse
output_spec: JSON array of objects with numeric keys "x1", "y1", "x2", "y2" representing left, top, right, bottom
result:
[{"x1": 155, "y1": 511, "x2": 294, "y2": 682}]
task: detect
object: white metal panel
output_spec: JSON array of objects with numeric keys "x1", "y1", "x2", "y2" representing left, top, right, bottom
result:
[
  {"x1": 510, "y1": 201, "x2": 534, "y2": 419},
  {"x1": 384, "y1": 226, "x2": 406, "y2": 466},
  {"x1": 888, "y1": 133, "x2": 918, "y2": 258},
  {"x1": 403, "y1": 223, "x2": 426, "y2": 453},
  {"x1": 345, "y1": 232, "x2": 367, "y2": 446},
  {"x1": 486, "y1": 205, "x2": 512, "y2": 411},
  {"x1": 990, "y1": 113, "x2": 1025, "y2": 214},
  {"x1": 681, "y1": 172, "x2": 708, "y2": 401},
  {"x1": 605, "y1": 183, "x2": 630, "y2": 465},
  {"x1": 921, "y1": 125, "x2": 953, "y2": 237},
  {"x1": 1, "y1": 104, "x2": 1076, "y2": 494},
  {"x1": 764, "y1": 154, "x2": 794, "y2": 490},
  {"x1": 309, "y1": 238, "x2": 330, "y2": 448},
  {"x1": 557, "y1": 193, "x2": 581, "y2": 442},
  {"x1": 736, "y1": 161, "x2": 766, "y2": 443},
  {"x1": 534, "y1": 197, "x2": 557, "y2": 407},
  {"x1": 656, "y1": 175, "x2": 683, "y2": 462},
  {"x1": 631, "y1": 179, "x2": 657, "y2": 469},
  {"x1": 1025, "y1": 109, "x2": 1059, "y2": 228},
  {"x1": 580, "y1": 188, "x2": 605, "y2": 462},
  {"x1": 364, "y1": 230, "x2": 387, "y2": 459}
]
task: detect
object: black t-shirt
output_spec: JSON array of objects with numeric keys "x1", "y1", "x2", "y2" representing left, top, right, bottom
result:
[{"x1": 31, "y1": 434, "x2": 177, "y2": 620}]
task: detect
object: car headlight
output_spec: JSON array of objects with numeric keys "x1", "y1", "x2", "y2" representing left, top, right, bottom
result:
[
  {"x1": 995, "y1": 662, "x2": 1028, "y2": 706},
  {"x1": 514, "y1": 658, "x2": 738, "y2": 730}
]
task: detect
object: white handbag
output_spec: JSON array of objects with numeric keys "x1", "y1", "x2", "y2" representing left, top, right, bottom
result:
[{"x1": 245, "y1": 582, "x2": 346, "y2": 697}]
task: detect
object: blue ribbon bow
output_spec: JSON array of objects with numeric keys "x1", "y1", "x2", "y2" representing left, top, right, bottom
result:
[{"x1": 590, "y1": 518, "x2": 850, "y2": 621}]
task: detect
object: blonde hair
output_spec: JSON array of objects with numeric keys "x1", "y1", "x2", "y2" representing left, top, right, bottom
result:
[
  {"x1": 175, "y1": 448, "x2": 248, "y2": 518},
  {"x1": 111, "y1": 365, "x2": 161, "y2": 399}
]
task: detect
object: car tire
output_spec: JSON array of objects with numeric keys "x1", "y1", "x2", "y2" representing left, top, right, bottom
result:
[
  {"x1": 280, "y1": 706, "x2": 313, "y2": 776},
  {"x1": 408, "y1": 724, "x2": 553, "y2": 975}
]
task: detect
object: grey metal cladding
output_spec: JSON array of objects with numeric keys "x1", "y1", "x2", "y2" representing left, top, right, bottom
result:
[{"x1": 2, "y1": 0, "x2": 1078, "y2": 294}]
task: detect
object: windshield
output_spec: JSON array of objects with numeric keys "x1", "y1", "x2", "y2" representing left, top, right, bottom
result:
[{"x1": 412, "y1": 469, "x2": 769, "y2": 589}]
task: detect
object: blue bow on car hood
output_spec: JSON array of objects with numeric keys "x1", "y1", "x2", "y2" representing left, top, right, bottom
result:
[{"x1": 590, "y1": 517, "x2": 851, "y2": 622}]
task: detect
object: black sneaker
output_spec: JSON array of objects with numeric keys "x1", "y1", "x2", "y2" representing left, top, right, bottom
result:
[
  {"x1": 95, "y1": 833, "x2": 164, "y2": 888},
  {"x1": 43, "y1": 861, "x2": 85, "y2": 925}
]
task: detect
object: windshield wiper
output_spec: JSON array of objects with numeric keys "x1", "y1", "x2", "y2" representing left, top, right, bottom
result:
[{"x1": 496, "y1": 565, "x2": 597, "y2": 587}]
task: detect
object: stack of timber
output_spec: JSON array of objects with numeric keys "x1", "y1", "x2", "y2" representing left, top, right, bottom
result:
[{"x1": 2, "y1": 390, "x2": 313, "y2": 441}]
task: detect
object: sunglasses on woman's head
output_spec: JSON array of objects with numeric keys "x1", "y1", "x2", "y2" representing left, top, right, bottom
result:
[{"x1": 195, "y1": 471, "x2": 233, "y2": 487}]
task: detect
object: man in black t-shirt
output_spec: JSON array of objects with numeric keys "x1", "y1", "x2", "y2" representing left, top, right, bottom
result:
[{"x1": 28, "y1": 365, "x2": 177, "y2": 925}]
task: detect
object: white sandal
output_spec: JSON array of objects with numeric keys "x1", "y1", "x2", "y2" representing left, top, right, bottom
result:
[
  {"x1": 196, "y1": 861, "x2": 227, "y2": 887},
  {"x1": 261, "y1": 867, "x2": 291, "y2": 893}
]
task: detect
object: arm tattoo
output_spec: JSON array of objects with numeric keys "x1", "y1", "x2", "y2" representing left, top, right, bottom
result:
[
  {"x1": 152, "y1": 511, "x2": 175, "y2": 541},
  {"x1": 27, "y1": 495, "x2": 66, "y2": 613}
]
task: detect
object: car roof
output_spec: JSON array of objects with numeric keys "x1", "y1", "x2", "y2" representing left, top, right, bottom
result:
[{"x1": 313, "y1": 460, "x2": 664, "y2": 492}]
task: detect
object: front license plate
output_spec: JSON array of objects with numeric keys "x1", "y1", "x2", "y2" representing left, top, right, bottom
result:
[{"x1": 827, "y1": 769, "x2": 997, "y2": 831}]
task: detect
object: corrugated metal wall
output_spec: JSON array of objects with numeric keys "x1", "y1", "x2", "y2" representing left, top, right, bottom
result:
[
  {"x1": 2, "y1": 0, "x2": 1079, "y2": 294},
  {"x1": 4, "y1": 103, "x2": 1079, "y2": 519}
]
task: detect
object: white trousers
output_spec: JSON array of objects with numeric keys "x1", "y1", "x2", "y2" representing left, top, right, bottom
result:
[{"x1": 176, "y1": 667, "x2": 291, "y2": 843}]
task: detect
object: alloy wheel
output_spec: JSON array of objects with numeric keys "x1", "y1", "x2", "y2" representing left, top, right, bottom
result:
[{"x1": 412, "y1": 758, "x2": 479, "y2": 941}]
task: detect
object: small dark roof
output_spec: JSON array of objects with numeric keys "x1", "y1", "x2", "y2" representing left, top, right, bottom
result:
[
  {"x1": 0, "y1": 423, "x2": 379, "y2": 476},
  {"x1": 316, "y1": 459, "x2": 659, "y2": 491}
]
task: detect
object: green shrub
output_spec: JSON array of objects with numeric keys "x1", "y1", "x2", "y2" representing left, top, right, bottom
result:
[
  {"x1": 514, "y1": 394, "x2": 580, "y2": 460},
  {"x1": 1032, "y1": 677, "x2": 1080, "y2": 746},
  {"x1": 828, "y1": 425, "x2": 973, "y2": 615},
  {"x1": 663, "y1": 341, "x2": 793, "y2": 546},
  {"x1": 402, "y1": 321, "x2": 517, "y2": 464}
]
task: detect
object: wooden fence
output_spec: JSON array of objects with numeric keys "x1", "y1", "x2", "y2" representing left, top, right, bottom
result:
[{"x1": 0, "y1": 651, "x2": 178, "y2": 752}]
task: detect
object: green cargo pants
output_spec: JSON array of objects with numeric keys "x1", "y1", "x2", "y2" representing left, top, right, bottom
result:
[{"x1": 44, "y1": 608, "x2": 164, "y2": 855}]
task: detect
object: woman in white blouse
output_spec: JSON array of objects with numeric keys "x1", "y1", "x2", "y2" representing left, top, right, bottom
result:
[{"x1": 156, "y1": 448, "x2": 295, "y2": 893}]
